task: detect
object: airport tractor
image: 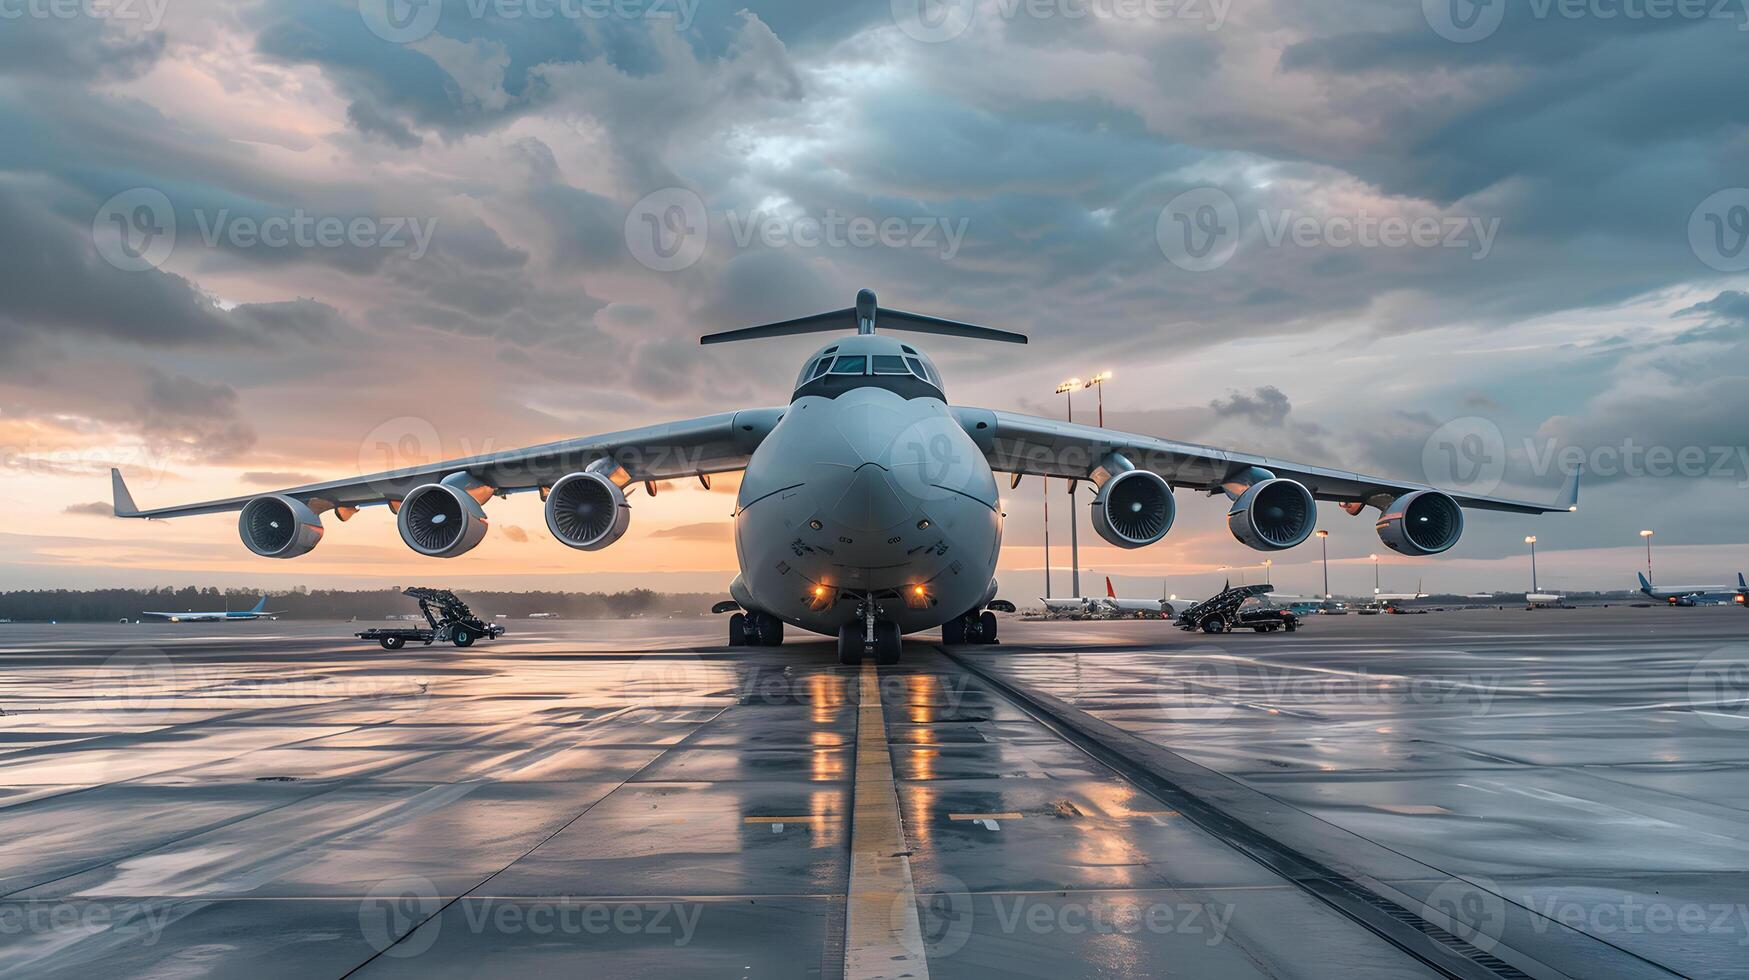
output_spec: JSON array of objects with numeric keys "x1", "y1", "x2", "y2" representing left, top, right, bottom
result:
[{"x1": 356, "y1": 588, "x2": 505, "y2": 650}]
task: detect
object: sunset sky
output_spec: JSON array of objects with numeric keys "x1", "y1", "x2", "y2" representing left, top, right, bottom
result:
[{"x1": 2, "y1": 0, "x2": 1747, "y2": 598}]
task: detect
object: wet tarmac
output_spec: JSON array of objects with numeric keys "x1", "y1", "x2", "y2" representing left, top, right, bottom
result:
[{"x1": 0, "y1": 609, "x2": 1742, "y2": 978}]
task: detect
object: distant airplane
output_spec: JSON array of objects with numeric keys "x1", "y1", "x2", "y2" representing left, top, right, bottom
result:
[
  {"x1": 1638, "y1": 572, "x2": 1749, "y2": 607},
  {"x1": 141, "y1": 596, "x2": 282, "y2": 622},
  {"x1": 110, "y1": 288, "x2": 1580, "y2": 665},
  {"x1": 1373, "y1": 579, "x2": 1429, "y2": 603},
  {"x1": 527, "y1": 612, "x2": 561, "y2": 619},
  {"x1": 1099, "y1": 576, "x2": 1174, "y2": 619},
  {"x1": 1039, "y1": 594, "x2": 1101, "y2": 618}
]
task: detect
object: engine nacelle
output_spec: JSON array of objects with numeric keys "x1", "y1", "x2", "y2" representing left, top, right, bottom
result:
[
  {"x1": 397, "y1": 482, "x2": 490, "y2": 558},
  {"x1": 238, "y1": 495, "x2": 324, "y2": 559},
  {"x1": 1227, "y1": 478, "x2": 1316, "y2": 551},
  {"x1": 1092, "y1": 469, "x2": 1174, "y2": 548},
  {"x1": 1375, "y1": 490, "x2": 1464, "y2": 556},
  {"x1": 545, "y1": 470, "x2": 631, "y2": 551}
]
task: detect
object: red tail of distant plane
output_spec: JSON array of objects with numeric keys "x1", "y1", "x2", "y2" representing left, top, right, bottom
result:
[{"x1": 1106, "y1": 576, "x2": 1115, "y2": 598}]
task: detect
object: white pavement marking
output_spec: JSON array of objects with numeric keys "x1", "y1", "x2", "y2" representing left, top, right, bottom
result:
[{"x1": 844, "y1": 662, "x2": 929, "y2": 980}]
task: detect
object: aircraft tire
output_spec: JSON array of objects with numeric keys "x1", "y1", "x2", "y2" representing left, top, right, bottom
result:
[
  {"x1": 757, "y1": 613, "x2": 784, "y2": 646},
  {"x1": 728, "y1": 613, "x2": 749, "y2": 647},
  {"x1": 941, "y1": 616, "x2": 966, "y2": 644},
  {"x1": 874, "y1": 621, "x2": 902, "y2": 665},
  {"x1": 837, "y1": 623, "x2": 864, "y2": 666},
  {"x1": 979, "y1": 611, "x2": 999, "y2": 644}
]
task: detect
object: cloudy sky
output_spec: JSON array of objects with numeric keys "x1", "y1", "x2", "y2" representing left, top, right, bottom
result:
[{"x1": 2, "y1": 0, "x2": 1747, "y2": 598}]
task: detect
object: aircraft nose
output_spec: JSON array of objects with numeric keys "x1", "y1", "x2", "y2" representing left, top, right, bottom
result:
[{"x1": 831, "y1": 462, "x2": 912, "y2": 532}]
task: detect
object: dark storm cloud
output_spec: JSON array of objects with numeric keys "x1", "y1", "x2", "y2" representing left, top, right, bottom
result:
[
  {"x1": 140, "y1": 370, "x2": 256, "y2": 462},
  {"x1": 0, "y1": 14, "x2": 165, "y2": 81},
  {"x1": 1209, "y1": 386, "x2": 1291, "y2": 428},
  {"x1": 63, "y1": 502, "x2": 115, "y2": 517}
]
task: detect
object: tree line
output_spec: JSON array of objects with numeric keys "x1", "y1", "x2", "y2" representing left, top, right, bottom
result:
[{"x1": 0, "y1": 588, "x2": 718, "y2": 622}]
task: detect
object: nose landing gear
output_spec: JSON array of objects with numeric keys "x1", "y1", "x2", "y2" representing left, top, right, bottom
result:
[{"x1": 838, "y1": 601, "x2": 902, "y2": 665}]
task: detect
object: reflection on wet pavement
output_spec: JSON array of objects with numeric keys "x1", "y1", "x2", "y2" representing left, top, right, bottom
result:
[{"x1": 0, "y1": 609, "x2": 1738, "y2": 977}]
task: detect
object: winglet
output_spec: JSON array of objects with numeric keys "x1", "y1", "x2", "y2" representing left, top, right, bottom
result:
[
  {"x1": 1555, "y1": 465, "x2": 1580, "y2": 512},
  {"x1": 112, "y1": 468, "x2": 141, "y2": 518}
]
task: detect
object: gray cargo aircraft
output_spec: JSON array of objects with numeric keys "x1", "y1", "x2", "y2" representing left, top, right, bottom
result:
[{"x1": 112, "y1": 291, "x2": 1579, "y2": 664}]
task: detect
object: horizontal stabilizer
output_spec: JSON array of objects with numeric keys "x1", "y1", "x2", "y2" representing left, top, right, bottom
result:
[{"x1": 700, "y1": 289, "x2": 1027, "y2": 346}]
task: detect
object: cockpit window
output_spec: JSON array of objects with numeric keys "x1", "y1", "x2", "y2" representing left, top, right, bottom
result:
[
  {"x1": 809, "y1": 357, "x2": 833, "y2": 380},
  {"x1": 871, "y1": 355, "x2": 909, "y2": 375},
  {"x1": 829, "y1": 355, "x2": 867, "y2": 375},
  {"x1": 905, "y1": 357, "x2": 927, "y2": 379}
]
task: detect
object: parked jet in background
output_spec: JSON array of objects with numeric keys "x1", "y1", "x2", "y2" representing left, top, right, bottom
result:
[
  {"x1": 141, "y1": 596, "x2": 282, "y2": 622},
  {"x1": 1100, "y1": 577, "x2": 1174, "y2": 619},
  {"x1": 1638, "y1": 573, "x2": 1749, "y2": 607}
]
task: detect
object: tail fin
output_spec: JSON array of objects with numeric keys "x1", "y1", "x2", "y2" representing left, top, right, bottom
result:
[
  {"x1": 1106, "y1": 576, "x2": 1115, "y2": 598},
  {"x1": 1638, "y1": 572, "x2": 1653, "y2": 592},
  {"x1": 1739, "y1": 572, "x2": 1746, "y2": 591},
  {"x1": 700, "y1": 289, "x2": 1028, "y2": 346},
  {"x1": 250, "y1": 596, "x2": 267, "y2": 613}
]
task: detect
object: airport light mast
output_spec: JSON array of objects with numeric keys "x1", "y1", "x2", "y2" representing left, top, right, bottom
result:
[
  {"x1": 1085, "y1": 371, "x2": 1112, "y2": 427},
  {"x1": 1526, "y1": 536, "x2": 1539, "y2": 593},
  {"x1": 1043, "y1": 486, "x2": 1052, "y2": 599},
  {"x1": 1370, "y1": 553, "x2": 1380, "y2": 595},
  {"x1": 1640, "y1": 529, "x2": 1654, "y2": 582},
  {"x1": 1315, "y1": 530, "x2": 1330, "y2": 599},
  {"x1": 1056, "y1": 378, "x2": 1082, "y2": 598}
]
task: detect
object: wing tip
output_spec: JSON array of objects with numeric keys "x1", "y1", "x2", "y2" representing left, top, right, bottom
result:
[{"x1": 111, "y1": 467, "x2": 141, "y2": 518}]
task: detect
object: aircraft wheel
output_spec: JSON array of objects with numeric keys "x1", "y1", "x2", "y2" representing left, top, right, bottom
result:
[
  {"x1": 979, "y1": 611, "x2": 999, "y2": 644},
  {"x1": 380, "y1": 636, "x2": 404, "y2": 650},
  {"x1": 941, "y1": 616, "x2": 966, "y2": 645},
  {"x1": 728, "y1": 613, "x2": 748, "y2": 647},
  {"x1": 452, "y1": 628, "x2": 476, "y2": 648},
  {"x1": 874, "y1": 622, "x2": 902, "y2": 665},
  {"x1": 758, "y1": 613, "x2": 784, "y2": 646},
  {"x1": 837, "y1": 623, "x2": 864, "y2": 666}
]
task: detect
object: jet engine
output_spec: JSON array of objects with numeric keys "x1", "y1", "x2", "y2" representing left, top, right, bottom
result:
[
  {"x1": 1092, "y1": 469, "x2": 1174, "y2": 548},
  {"x1": 238, "y1": 494, "x2": 324, "y2": 559},
  {"x1": 545, "y1": 470, "x2": 631, "y2": 551},
  {"x1": 397, "y1": 482, "x2": 490, "y2": 558},
  {"x1": 1375, "y1": 490, "x2": 1464, "y2": 556},
  {"x1": 1227, "y1": 478, "x2": 1316, "y2": 551}
]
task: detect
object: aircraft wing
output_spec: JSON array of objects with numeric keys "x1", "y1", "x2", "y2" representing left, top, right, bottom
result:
[
  {"x1": 955, "y1": 408, "x2": 1579, "y2": 515},
  {"x1": 113, "y1": 409, "x2": 784, "y2": 520}
]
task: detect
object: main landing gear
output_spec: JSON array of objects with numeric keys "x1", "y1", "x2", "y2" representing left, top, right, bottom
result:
[
  {"x1": 941, "y1": 609, "x2": 999, "y2": 645},
  {"x1": 728, "y1": 611, "x2": 784, "y2": 647}
]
